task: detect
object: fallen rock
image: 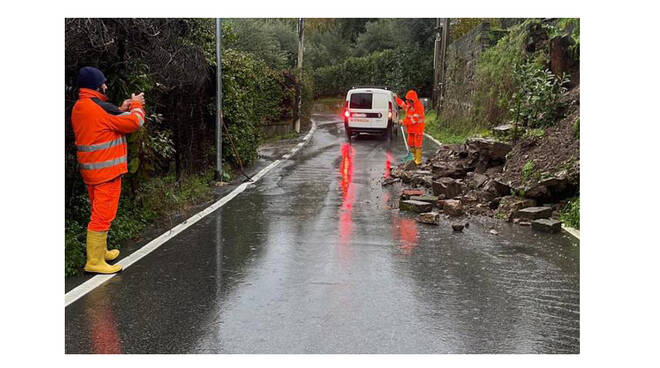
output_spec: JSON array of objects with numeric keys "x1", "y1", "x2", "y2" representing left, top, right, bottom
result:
[
  {"x1": 489, "y1": 229, "x2": 499, "y2": 235},
  {"x1": 464, "y1": 222, "x2": 470, "y2": 228},
  {"x1": 497, "y1": 196, "x2": 537, "y2": 221},
  {"x1": 467, "y1": 172, "x2": 489, "y2": 189},
  {"x1": 400, "y1": 200, "x2": 433, "y2": 213},
  {"x1": 431, "y1": 163, "x2": 468, "y2": 179},
  {"x1": 432, "y1": 177, "x2": 465, "y2": 199},
  {"x1": 452, "y1": 223, "x2": 464, "y2": 231},
  {"x1": 443, "y1": 199, "x2": 464, "y2": 217},
  {"x1": 519, "y1": 221, "x2": 531, "y2": 226},
  {"x1": 382, "y1": 177, "x2": 401, "y2": 186},
  {"x1": 531, "y1": 218, "x2": 562, "y2": 233},
  {"x1": 417, "y1": 212, "x2": 440, "y2": 225},
  {"x1": 401, "y1": 189, "x2": 425, "y2": 199},
  {"x1": 484, "y1": 179, "x2": 511, "y2": 197},
  {"x1": 492, "y1": 123, "x2": 514, "y2": 138},
  {"x1": 409, "y1": 195, "x2": 439, "y2": 203},
  {"x1": 515, "y1": 206, "x2": 553, "y2": 220},
  {"x1": 466, "y1": 138, "x2": 513, "y2": 162}
]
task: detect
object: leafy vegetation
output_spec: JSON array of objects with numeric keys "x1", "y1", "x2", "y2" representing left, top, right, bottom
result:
[
  {"x1": 312, "y1": 47, "x2": 433, "y2": 98},
  {"x1": 560, "y1": 197, "x2": 580, "y2": 229},
  {"x1": 511, "y1": 62, "x2": 569, "y2": 128},
  {"x1": 521, "y1": 160, "x2": 538, "y2": 182}
]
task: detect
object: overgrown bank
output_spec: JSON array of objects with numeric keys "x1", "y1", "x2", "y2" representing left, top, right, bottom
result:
[{"x1": 390, "y1": 18, "x2": 580, "y2": 230}]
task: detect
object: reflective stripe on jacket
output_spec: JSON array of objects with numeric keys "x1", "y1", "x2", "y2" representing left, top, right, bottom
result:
[{"x1": 71, "y1": 88, "x2": 145, "y2": 185}]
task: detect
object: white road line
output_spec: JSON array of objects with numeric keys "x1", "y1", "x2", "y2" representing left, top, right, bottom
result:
[
  {"x1": 65, "y1": 119, "x2": 318, "y2": 308},
  {"x1": 424, "y1": 132, "x2": 442, "y2": 147}
]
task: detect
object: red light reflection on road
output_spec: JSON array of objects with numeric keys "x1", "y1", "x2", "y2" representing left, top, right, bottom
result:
[
  {"x1": 385, "y1": 150, "x2": 392, "y2": 179},
  {"x1": 338, "y1": 143, "x2": 355, "y2": 261},
  {"x1": 391, "y1": 212, "x2": 419, "y2": 256},
  {"x1": 85, "y1": 290, "x2": 122, "y2": 354}
]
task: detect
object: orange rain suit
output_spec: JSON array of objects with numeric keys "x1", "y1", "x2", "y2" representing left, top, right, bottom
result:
[
  {"x1": 395, "y1": 90, "x2": 425, "y2": 148},
  {"x1": 71, "y1": 88, "x2": 145, "y2": 232}
]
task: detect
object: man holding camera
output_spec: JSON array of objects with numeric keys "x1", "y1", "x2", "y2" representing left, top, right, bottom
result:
[{"x1": 71, "y1": 66, "x2": 146, "y2": 274}]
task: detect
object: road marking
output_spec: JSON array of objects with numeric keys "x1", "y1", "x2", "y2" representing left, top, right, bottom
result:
[
  {"x1": 424, "y1": 132, "x2": 442, "y2": 147},
  {"x1": 65, "y1": 120, "x2": 318, "y2": 308}
]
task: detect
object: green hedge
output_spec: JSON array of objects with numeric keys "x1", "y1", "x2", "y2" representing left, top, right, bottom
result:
[{"x1": 312, "y1": 47, "x2": 433, "y2": 97}]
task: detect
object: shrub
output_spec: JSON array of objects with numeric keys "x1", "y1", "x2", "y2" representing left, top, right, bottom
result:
[
  {"x1": 511, "y1": 62, "x2": 569, "y2": 128},
  {"x1": 560, "y1": 197, "x2": 580, "y2": 229}
]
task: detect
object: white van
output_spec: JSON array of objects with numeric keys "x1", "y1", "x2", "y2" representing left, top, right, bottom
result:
[{"x1": 343, "y1": 87, "x2": 399, "y2": 141}]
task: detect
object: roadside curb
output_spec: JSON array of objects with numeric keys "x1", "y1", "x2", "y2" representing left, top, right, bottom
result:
[
  {"x1": 65, "y1": 119, "x2": 318, "y2": 307},
  {"x1": 562, "y1": 224, "x2": 580, "y2": 240}
]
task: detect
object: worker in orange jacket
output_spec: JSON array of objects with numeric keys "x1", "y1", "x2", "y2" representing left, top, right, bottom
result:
[
  {"x1": 71, "y1": 67, "x2": 146, "y2": 274},
  {"x1": 395, "y1": 90, "x2": 425, "y2": 165}
]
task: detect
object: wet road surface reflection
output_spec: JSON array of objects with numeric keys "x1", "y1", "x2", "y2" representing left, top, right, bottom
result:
[{"x1": 65, "y1": 114, "x2": 579, "y2": 353}]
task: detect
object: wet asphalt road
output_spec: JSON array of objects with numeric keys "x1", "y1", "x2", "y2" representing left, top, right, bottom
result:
[{"x1": 65, "y1": 113, "x2": 579, "y2": 354}]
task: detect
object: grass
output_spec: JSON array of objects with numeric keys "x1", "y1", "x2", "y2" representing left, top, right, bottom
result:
[
  {"x1": 521, "y1": 160, "x2": 539, "y2": 183},
  {"x1": 65, "y1": 170, "x2": 215, "y2": 276},
  {"x1": 263, "y1": 130, "x2": 299, "y2": 143},
  {"x1": 424, "y1": 110, "x2": 487, "y2": 144},
  {"x1": 560, "y1": 196, "x2": 580, "y2": 229}
]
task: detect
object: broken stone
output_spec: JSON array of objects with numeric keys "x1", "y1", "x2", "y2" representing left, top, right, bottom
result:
[
  {"x1": 452, "y1": 223, "x2": 464, "y2": 231},
  {"x1": 401, "y1": 189, "x2": 425, "y2": 199},
  {"x1": 400, "y1": 200, "x2": 433, "y2": 213},
  {"x1": 443, "y1": 199, "x2": 464, "y2": 217},
  {"x1": 515, "y1": 206, "x2": 553, "y2": 220},
  {"x1": 431, "y1": 163, "x2": 468, "y2": 179},
  {"x1": 492, "y1": 123, "x2": 514, "y2": 137},
  {"x1": 382, "y1": 177, "x2": 401, "y2": 186},
  {"x1": 497, "y1": 196, "x2": 537, "y2": 222},
  {"x1": 432, "y1": 177, "x2": 465, "y2": 199},
  {"x1": 489, "y1": 229, "x2": 499, "y2": 235},
  {"x1": 531, "y1": 218, "x2": 562, "y2": 233},
  {"x1": 417, "y1": 212, "x2": 440, "y2": 225},
  {"x1": 469, "y1": 172, "x2": 489, "y2": 189},
  {"x1": 466, "y1": 138, "x2": 513, "y2": 162},
  {"x1": 483, "y1": 178, "x2": 511, "y2": 197},
  {"x1": 409, "y1": 195, "x2": 439, "y2": 203}
]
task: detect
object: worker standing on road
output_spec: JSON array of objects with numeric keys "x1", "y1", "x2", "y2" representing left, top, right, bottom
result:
[
  {"x1": 71, "y1": 67, "x2": 146, "y2": 274},
  {"x1": 395, "y1": 90, "x2": 426, "y2": 165}
]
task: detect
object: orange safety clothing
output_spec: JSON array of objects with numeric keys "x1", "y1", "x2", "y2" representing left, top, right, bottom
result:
[
  {"x1": 86, "y1": 176, "x2": 122, "y2": 232},
  {"x1": 395, "y1": 90, "x2": 426, "y2": 148},
  {"x1": 71, "y1": 88, "x2": 145, "y2": 185}
]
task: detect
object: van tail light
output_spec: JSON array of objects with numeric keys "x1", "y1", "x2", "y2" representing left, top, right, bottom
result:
[
  {"x1": 344, "y1": 110, "x2": 350, "y2": 118},
  {"x1": 388, "y1": 101, "x2": 393, "y2": 119}
]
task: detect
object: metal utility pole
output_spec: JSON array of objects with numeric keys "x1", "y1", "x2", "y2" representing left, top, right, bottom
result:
[
  {"x1": 295, "y1": 17, "x2": 305, "y2": 133},
  {"x1": 433, "y1": 18, "x2": 441, "y2": 113},
  {"x1": 215, "y1": 18, "x2": 223, "y2": 181},
  {"x1": 438, "y1": 18, "x2": 450, "y2": 111}
]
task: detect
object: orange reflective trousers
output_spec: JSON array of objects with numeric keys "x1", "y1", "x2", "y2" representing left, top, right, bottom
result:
[{"x1": 86, "y1": 176, "x2": 122, "y2": 232}]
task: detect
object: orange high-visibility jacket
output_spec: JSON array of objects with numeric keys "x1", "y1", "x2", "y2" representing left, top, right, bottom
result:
[
  {"x1": 71, "y1": 88, "x2": 145, "y2": 185},
  {"x1": 395, "y1": 90, "x2": 425, "y2": 134}
]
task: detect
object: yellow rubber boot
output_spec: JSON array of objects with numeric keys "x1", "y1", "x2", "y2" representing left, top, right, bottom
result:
[
  {"x1": 414, "y1": 147, "x2": 423, "y2": 165},
  {"x1": 84, "y1": 230, "x2": 122, "y2": 274},
  {"x1": 101, "y1": 232, "x2": 120, "y2": 261}
]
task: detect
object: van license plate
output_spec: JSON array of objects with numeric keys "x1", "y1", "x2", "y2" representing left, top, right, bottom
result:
[{"x1": 351, "y1": 118, "x2": 368, "y2": 123}]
